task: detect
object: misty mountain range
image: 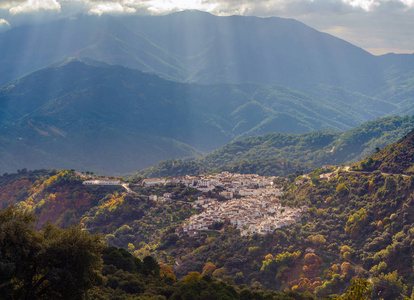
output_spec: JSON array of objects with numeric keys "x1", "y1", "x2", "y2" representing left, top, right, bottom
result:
[{"x1": 1, "y1": 10, "x2": 414, "y2": 174}]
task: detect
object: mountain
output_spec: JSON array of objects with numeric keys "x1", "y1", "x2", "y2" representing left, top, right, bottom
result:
[
  {"x1": 2, "y1": 11, "x2": 414, "y2": 120},
  {"x1": 117, "y1": 11, "x2": 383, "y2": 92},
  {"x1": 0, "y1": 15, "x2": 184, "y2": 86},
  {"x1": 0, "y1": 11, "x2": 414, "y2": 95},
  {"x1": 0, "y1": 58, "x2": 397, "y2": 175},
  {"x1": 1, "y1": 11, "x2": 414, "y2": 174},
  {"x1": 137, "y1": 116, "x2": 414, "y2": 177}
]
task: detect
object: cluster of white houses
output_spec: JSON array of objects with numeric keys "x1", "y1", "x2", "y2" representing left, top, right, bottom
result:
[
  {"x1": 142, "y1": 172, "x2": 308, "y2": 236},
  {"x1": 142, "y1": 171, "x2": 276, "y2": 194},
  {"x1": 177, "y1": 195, "x2": 306, "y2": 236},
  {"x1": 82, "y1": 172, "x2": 307, "y2": 236}
]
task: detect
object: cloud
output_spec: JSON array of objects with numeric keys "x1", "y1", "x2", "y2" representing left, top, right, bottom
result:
[
  {"x1": 341, "y1": 0, "x2": 380, "y2": 11},
  {"x1": 101, "y1": 0, "x2": 414, "y2": 16},
  {"x1": 0, "y1": 0, "x2": 413, "y2": 54},
  {"x1": 399, "y1": 0, "x2": 414, "y2": 7},
  {"x1": 0, "y1": 0, "x2": 413, "y2": 16},
  {"x1": 144, "y1": 0, "x2": 219, "y2": 13},
  {"x1": 87, "y1": 1, "x2": 136, "y2": 15},
  {"x1": 0, "y1": 18, "x2": 10, "y2": 26},
  {"x1": 80, "y1": 0, "x2": 220, "y2": 15},
  {"x1": 0, "y1": 18, "x2": 11, "y2": 31},
  {"x1": 7, "y1": 0, "x2": 61, "y2": 15}
]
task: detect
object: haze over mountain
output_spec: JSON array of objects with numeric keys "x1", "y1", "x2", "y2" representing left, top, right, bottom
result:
[
  {"x1": 0, "y1": 10, "x2": 414, "y2": 94},
  {"x1": 1, "y1": 11, "x2": 414, "y2": 174},
  {"x1": 0, "y1": 58, "x2": 396, "y2": 174}
]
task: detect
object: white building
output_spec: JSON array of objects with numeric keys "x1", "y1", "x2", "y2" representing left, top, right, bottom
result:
[
  {"x1": 142, "y1": 178, "x2": 166, "y2": 186},
  {"x1": 83, "y1": 178, "x2": 121, "y2": 186}
]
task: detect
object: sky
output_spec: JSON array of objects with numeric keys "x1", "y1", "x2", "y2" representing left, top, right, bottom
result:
[{"x1": 0, "y1": 0, "x2": 413, "y2": 55}]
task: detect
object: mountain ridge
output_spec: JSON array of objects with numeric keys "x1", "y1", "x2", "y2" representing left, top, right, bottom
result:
[
  {"x1": 0, "y1": 10, "x2": 409, "y2": 94},
  {"x1": 0, "y1": 58, "x2": 399, "y2": 175},
  {"x1": 137, "y1": 116, "x2": 414, "y2": 177}
]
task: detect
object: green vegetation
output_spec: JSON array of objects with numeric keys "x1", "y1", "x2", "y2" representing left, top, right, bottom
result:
[
  {"x1": 355, "y1": 128, "x2": 414, "y2": 174},
  {"x1": 0, "y1": 58, "x2": 388, "y2": 175},
  {"x1": 0, "y1": 206, "x2": 104, "y2": 299},
  {"x1": 137, "y1": 116, "x2": 414, "y2": 177},
  {"x1": 3, "y1": 128, "x2": 414, "y2": 298},
  {"x1": 0, "y1": 169, "x2": 123, "y2": 229},
  {"x1": 2, "y1": 51, "x2": 414, "y2": 176},
  {"x1": 1, "y1": 206, "x2": 319, "y2": 300},
  {"x1": 163, "y1": 168, "x2": 414, "y2": 298}
]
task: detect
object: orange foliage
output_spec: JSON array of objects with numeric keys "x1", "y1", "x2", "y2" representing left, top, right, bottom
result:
[
  {"x1": 265, "y1": 254, "x2": 274, "y2": 260},
  {"x1": 202, "y1": 262, "x2": 217, "y2": 276},
  {"x1": 0, "y1": 179, "x2": 32, "y2": 207},
  {"x1": 303, "y1": 253, "x2": 323, "y2": 279},
  {"x1": 160, "y1": 264, "x2": 176, "y2": 281},
  {"x1": 304, "y1": 253, "x2": 322, "y2": 265},
  {"x1": 36, "y1": 189, "x2": 93, "y2": 228},
  {"x1": 215, "y1": 253, "x2": 226, "y2": 265},
  {"x1": 297, "y1": 278, "x2": 311, "y2": 292},
  {"x1": 341, "y1": 262, "x2": 352, "y2": 276},
  {"x1": 212, "y1": 267, "x2": 227, "y2": 278},
  {"x1": 183, "y1": 271, "x2": 201, "y2": 283}
]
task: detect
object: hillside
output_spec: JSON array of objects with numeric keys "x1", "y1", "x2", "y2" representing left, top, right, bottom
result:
[
  {"x1": 137, "y1": 116, "x2": 414, "y2": 177},
  {"x1": 354, "y1": 128, "x2": 414, "y2": 174},
  {"x1": 1, "y1": 12, "x2": 414, "y2": 103},
  {"x1": 0, "y1": 58, "x2": 398, "y2": 175},
  {"x1": 117, "y1": 11, "x2": 384, "y2": 93},
  {"x1": 3, "y1": 148, "x2": 414, "y2": 298},
  {"x1": 2, "y1": 205, "x2": 316, "y2": 300},
  {"x1": 0, "y1": 15, "x2": 184, "y2": 87},
  {"x1": 0, "y1": 11, "x2": 382, "y2": 92},
  {"x1": 137, "y1": 131, "x2": 414, "y2": 298}
]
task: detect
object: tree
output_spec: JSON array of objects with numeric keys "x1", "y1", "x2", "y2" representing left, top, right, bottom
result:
[
  {"x1": 345, "y1": 208, "x2": 368, "y2": 239},
  {"x1": 372, "y1": 271, "x2": 408, "y2": 300},
  {"x1": 160, "y1": 264, "x2": 176, "y2": 281},
  {"x1": 336, "y1": 277, "x2": 372, "y2": 300},
  {"x1": 143, "y1": 256, "x2": 160, "y2": 277},
  {"x1": 182, "y1": 271, "x2": 202, "y2": 283},
  {"x1": 201, "y1": 262, "x2": 217, "y2": 276},
  {"x1": 336, "y1": 183, "x2": 349, "y2": 195},
  {"x1": 0, "y1": 206, "x2": 104, "y2": 299}
]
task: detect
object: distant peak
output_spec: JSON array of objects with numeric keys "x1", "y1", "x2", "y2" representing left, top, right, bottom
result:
[
  {"x1": 168, "y1": 9, "x2": 215, "y2": 18},
  {"x1": 49, "y1": 57, "x2": 109, "y2": 69},
  {"x1": 174, "y1": 9, "x2": 212, "y2": 15}
]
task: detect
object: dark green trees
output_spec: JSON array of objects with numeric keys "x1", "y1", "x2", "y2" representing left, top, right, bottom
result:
[{"x1": 0, "y1": 206, "x2": 104, "y2": 299}]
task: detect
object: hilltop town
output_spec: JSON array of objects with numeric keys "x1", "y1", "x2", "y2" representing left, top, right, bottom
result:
[
  {"x1": 142, "y1": 172, "x2": 307, "y2": 236},
  {"x1": 82, "y1": 172, "x2": 307, "y2": 236}
]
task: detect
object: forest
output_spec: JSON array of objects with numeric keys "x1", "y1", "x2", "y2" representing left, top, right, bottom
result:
[
  {"x1": 137, "y1": 116, "x2": 414, "y2": 178},
  {"x1": 1, "y1": 205, "x2": 328, "y2": 299},
  {"x1": 2, "y1": 128, "x2": 414, "y2": 298}
]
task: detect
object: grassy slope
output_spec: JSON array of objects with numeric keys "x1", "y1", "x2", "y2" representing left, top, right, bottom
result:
[{"x1": 137, "y1": 115, "x2": 414, "y2": 178}]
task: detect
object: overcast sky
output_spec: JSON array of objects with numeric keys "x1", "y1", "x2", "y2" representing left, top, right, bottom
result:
[{"x1": 0, "y1": 0, "x2": 413, "y2": 55}]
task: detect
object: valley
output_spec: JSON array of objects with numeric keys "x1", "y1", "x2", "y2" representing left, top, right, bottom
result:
[
  {"x1": 1, "y1": 12, "x2": 414, "y2": 175},
  {"x1": 2, "y1": 9, "x2": 414, "y2": 299}
]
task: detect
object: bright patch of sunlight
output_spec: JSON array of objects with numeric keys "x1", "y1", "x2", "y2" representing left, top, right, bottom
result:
[{"x1": 145, "y1": 0, "x2": 219, "y2": 14}]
